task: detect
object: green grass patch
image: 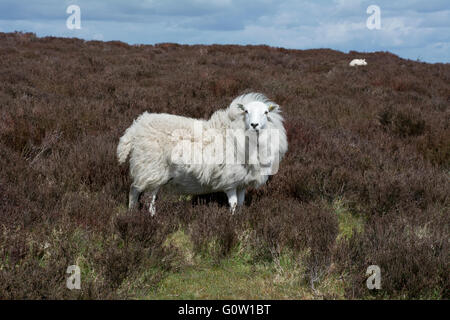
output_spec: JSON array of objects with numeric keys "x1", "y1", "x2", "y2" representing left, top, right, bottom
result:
[
  {"x1": 132, "y1": 230, "x2": 345, "y2": 299},
  {"x1": 332, "y1": 198, "x2": 365, "y2": 241}
]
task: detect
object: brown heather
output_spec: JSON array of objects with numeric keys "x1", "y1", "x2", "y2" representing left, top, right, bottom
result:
[{"x1": 0, "y1": 32, "x2": 448, "y2": 299}]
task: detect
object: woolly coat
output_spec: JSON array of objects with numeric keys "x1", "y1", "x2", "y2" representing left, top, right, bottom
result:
[{"x1": 117, "y1": 93, "x2": 288, "y2": 194}]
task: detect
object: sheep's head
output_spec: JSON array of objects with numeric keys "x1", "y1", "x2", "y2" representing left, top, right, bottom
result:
[{"x1": 237, "y1": 101, "x2": 278, "y2": 132}]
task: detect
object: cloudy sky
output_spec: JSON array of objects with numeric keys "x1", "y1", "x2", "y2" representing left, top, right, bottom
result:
[{"x1": 0, "y1": 0, "x2": 449, "y2": 63}]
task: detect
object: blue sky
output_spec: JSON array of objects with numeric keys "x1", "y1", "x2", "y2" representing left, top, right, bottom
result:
[{"x1": 0, "y1": 0, "x2": 449, "y2": 63}]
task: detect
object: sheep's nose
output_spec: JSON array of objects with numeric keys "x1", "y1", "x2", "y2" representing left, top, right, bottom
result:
[{"x1": 251, "y1": 123, "x2": 259, "y2": 129}]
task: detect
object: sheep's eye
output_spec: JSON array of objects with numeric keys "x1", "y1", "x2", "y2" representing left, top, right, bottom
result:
[
  {"x1": 264, "y1": 111, "x2": 268, "y2": 115},
  {"x1": 244, "y1": 110, "x2": 248, "y2": 114}
]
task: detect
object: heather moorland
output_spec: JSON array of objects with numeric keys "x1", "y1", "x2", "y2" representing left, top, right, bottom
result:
[{"x1": 0, "y1": 32, "x2": 448, "y2": 299}]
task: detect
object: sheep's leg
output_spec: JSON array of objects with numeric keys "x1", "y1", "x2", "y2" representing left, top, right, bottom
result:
[
  {"x1": 225, "y1": 188, "x2": 238, "y2": 214},
  {"x1": 128, "y1": 185, "x2": 141, "y2": 210},
  {"x1": 148, "y1": 188, "x2": 159, "y2": 216},
  {"x1": 237, "y1": 189, "x2": 245, "y2": 206}
]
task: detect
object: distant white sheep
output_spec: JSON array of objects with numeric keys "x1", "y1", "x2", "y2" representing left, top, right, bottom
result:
[
  {"x1": 349, "y1": 58, "x2": 367, "y2": 66},
  {"x1": 117, "y1": 93, "x2": 288, "y2": 215}
]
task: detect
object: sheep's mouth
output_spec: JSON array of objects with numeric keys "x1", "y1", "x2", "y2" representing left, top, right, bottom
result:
[{"x1": 245, "y1": 127, "x2": 259, "y2": 133}]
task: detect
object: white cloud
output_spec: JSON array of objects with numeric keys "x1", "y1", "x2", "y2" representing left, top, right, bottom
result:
[{"x1": 0, "y1": 0, "x2": 448, "y2": 62}]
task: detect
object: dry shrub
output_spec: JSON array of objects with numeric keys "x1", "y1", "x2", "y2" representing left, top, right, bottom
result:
[
  {"x1": 335, "y1": 209, "x2": 448, "y2": 299},
  {"x1": 243, "y1": 198, "x2": 339, "y2": 283},
  {"x1": 378, "y1": 106, "x2": 426, "y2": 137},
  {"x1": 0, "y1": 227, "x2": 114, "y2": 299},
  {"x1": 188, "y1": 204, "x2": 238, "y2": 262}
]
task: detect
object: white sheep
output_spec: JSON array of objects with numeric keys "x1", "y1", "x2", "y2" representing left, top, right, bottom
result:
[
  {"x1": 349, "y1": 58, "x2": 367, "y2": 66},
  {"x1": 117, "y1": 92, "x2": 288, "y2": 215}
]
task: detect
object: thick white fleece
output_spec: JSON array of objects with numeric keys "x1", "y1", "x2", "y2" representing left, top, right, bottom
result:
[{"x1": 117, "y1": 92, "x2": 288, "y2": 196}]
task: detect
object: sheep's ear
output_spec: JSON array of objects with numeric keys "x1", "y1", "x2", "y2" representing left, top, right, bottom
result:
[
  {"x1": 237, "y1": 103, "x2": 245, "y2": 111},
  {"x1": 268, "y1": 104, "x2": 278, "y2": 112}
]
